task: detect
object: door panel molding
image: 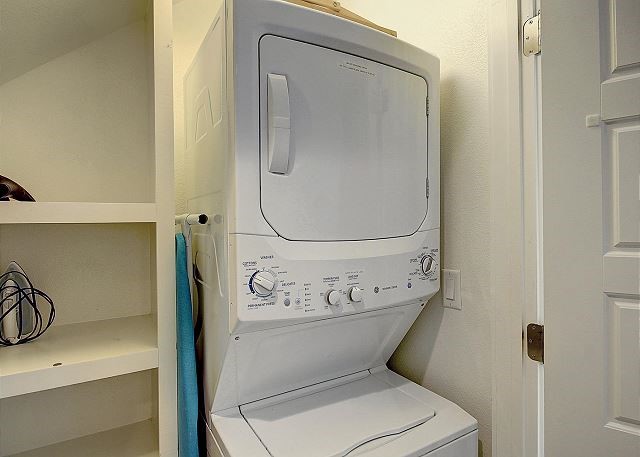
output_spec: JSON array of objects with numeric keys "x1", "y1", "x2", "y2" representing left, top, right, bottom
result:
[
  {"x1": 601, "y1": 74, "x2": 640, "y2": 121},
  {"x1": 607, "y1": 296, "x2": 640, "y2": 434},
  {"x1": 610, "y1": 0, "x2": 640, "y2": 71},
  {"x1": 610, "y1": 123, "x2": 640, "y2": 247},
  {"x1": 603, "y1": 253, "x2": 640, "y2": 296}
]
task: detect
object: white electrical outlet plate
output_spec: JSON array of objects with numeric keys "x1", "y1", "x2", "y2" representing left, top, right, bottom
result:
[{"x1": 442, "y1": 269, "x2": 462, "y2": 310}]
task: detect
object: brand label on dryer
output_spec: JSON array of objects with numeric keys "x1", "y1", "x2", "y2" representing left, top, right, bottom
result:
[{"x1": 339, "y1": 61, "x2": 376, "y2": 78}]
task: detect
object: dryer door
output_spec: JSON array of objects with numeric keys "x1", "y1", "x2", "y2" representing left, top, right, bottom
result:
[{"x1": 259, "y1": 35, "x2": 429, "y2": 241}]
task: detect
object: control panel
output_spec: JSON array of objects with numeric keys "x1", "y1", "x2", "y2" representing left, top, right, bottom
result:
[{"x1": 232, "y1": 230, "x2": 440, "y2": 325}]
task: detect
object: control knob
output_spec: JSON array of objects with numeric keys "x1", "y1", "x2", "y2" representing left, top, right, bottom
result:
[
  {"x1": 348, "y1": 287, "x2": 364, "y2": 303},
  {"x1": 421, "y1": 255, "x2": 436, "y2": 276},
  {"x1": 249, "y1": 270, "x2": 277, "y2": 297},
  {"x1": 326, "y1": 289, "x2": 341, "y2": 306}
]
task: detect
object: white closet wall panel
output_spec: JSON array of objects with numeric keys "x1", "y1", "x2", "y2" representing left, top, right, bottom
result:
[
  {"x1": 0, "y1": 0, "x2": 148, "y2": 85},
  {"x1": 0, "y1": 370, "x2": 156, "y2": 456},
  {"x1": 0, "y1": 21, "x2": 154, "y2": 203},
  {"x1": 0, "y1": 224, "x2": 153, "y2": 325}
]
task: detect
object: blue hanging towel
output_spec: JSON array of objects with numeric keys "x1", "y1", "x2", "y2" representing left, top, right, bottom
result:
[{"x1": 175, "y1": 234, "x2": 199, "y2": 457}]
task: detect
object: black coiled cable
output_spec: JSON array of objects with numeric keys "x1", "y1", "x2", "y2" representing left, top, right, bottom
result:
[{"x1": 0, "y1": 266, "x2": 55, "y2": 347}]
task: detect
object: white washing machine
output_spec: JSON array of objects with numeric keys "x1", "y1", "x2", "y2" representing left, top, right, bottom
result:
[{"x1": 184, "y1": 0, "x2": 478, "y2": 455}]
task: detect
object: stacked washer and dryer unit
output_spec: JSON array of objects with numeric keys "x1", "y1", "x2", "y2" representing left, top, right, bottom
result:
[{"x1": 185, "y1": 0, "x2": 478, "y2": 455}]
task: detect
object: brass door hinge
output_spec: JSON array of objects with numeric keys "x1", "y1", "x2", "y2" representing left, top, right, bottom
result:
[
  {"x1": 526, "y1": 323, "x2": 544, "y2": 363},
  {"x1": 523, "y1": 11, "x2": 541, "y2": 56}
]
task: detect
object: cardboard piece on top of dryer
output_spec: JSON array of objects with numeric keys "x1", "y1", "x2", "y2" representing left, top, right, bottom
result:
[{"x1": 285, "y1": 0, "x2": 397, "y2": 36}]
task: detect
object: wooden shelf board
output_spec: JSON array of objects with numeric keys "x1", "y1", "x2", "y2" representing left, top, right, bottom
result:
[
  {"x1": 7, "y1": 420, "x2": 159, "y2": 457},
  {"x1": 0, "y1": 315, "x2": 158, "y2": 399},
  {"x1": 0, "y1": 202, "x2": 157, "y2": 224}
]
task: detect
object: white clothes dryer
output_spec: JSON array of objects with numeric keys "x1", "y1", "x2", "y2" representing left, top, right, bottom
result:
[{"x1": 183, "y1": 1, "x2": 478, "y2": 455}]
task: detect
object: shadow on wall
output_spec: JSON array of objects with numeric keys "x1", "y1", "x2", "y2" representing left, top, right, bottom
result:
[
  {"x1": 389, "y1": 293, "x2": 444, "y2": 383},
  {"x1": 389, "y1": 303, "x2": 486, "y2": 457},
  {"x1": 387, "y1": 75, "x2": 457, "y2": 386},
  {"x1": 387, "y1": 74, "x2": 487, "y2": 457}
]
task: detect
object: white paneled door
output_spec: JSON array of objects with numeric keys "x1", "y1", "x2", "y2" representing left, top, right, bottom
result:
[{"x1": 541, "y1": 0, "x2": 640, "y2": 456}]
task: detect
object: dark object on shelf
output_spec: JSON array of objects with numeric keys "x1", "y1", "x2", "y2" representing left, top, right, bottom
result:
[
  {"x1": 0, "y1": 175, "x2": 35, "y2": 201},
  {"x1": 0, "y1": 262, "x2": 55, "y2": 346}
]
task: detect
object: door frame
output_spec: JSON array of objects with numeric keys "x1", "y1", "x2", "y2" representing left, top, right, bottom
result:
[{"x1": 488, "y1": 0, "x2": 540, "y2": 456}]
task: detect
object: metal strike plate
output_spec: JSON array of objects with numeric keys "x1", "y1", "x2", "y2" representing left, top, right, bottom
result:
[
  {"x1": 523, "y1": 12, "x2": 541, "y2": 56},
  {"x1": 526, "y1": 323, "x2": 544, "y2": 363}
]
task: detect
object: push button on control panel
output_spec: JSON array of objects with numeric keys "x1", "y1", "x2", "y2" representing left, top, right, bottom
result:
[{"x1": 249, "y1": 270, "x2": 277, "y2": 297}]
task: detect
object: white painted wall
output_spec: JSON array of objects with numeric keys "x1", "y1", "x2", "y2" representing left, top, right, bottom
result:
[
  {"x1": 0, "y1": 21, "x2": 153, "y2": 203},
  {"x1": 173, "y1": 0, "x2": 221, "y2": 214},
  {"x1": 173, "y1": 0, "x2": 493, "y2": 454},
  {"x1": 340, "y1": 2, "x2": 493, "y2": 455}
]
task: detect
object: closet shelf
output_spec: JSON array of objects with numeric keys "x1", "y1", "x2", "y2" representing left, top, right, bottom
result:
[
  {"x1": 0, "y1": 315, "x2": 158, "y2": 399},
  {"x1": 7, "y1": 420, "x2": 159, "y2": 457},
  {"x1": 0, "y1": 202, "x2": 157, "y2": 224}
]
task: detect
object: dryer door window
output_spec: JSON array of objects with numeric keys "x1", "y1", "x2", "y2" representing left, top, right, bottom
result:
[{"x1": 259, "y1": 35, "x2": 428, "y2": 241}]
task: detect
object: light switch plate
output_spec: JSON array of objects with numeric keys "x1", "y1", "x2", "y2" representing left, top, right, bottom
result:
[{"x1": 442, "y1": 269, "x2": 462, "y2": 310}]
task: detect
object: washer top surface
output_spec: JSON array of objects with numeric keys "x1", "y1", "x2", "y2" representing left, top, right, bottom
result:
[
  {"x1": 211, "y1": 369, "x2": 477, "y2": 457},
  {"x1": 240, "y1": 372, "x2": 435, "y2": 457}
]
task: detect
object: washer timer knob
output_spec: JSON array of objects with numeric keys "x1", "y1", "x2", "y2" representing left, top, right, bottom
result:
[
  {"x1": 326, "y1": 289, "x2": 341, "y2": 306},
  {"x1": 348, "y1": 287, "x2": 363, "y2": 303},
  {"x1": 249, "y1": 270, "x2": 277, "y2": 297},
  {"x1": 421, "y1": 255, "x2": 436, "y2": 275}
]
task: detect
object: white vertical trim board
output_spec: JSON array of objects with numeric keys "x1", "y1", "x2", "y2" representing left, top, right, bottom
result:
[
  {"x1": 152, "y1": 0, "x2": 178, "y2": 455},
  {"x1": 490, "y1": 0, "x2": 544, "y2": 456},
  {"x1": 488, "y1": 1, "x2": 528, "y2": 456},
  {"x1": 519, "y1": 0, "x2": 543, "y2": 456}
]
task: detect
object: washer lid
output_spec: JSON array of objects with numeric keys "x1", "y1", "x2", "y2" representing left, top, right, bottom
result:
[
  {"x1": 240, "y1": 373, "x2": 436, "y2": 457},
  {"x1": 259, "y1": 35, "x2": 429, "y2": 241}
]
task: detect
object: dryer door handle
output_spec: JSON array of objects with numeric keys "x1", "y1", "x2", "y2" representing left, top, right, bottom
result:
[{"x1": 267, "y1": 74, "x2": 291, "y2": 174}]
